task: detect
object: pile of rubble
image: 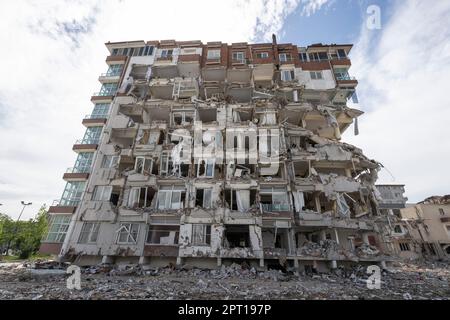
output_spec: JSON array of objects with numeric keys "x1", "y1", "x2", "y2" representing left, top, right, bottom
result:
[{"x1": 0, "y1": 260, "x2": 449, "y2": 300}]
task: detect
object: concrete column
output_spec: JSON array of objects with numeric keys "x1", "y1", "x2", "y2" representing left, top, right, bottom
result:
[
  {"x1": 380, "y1": 261, "x2": 387, "y2": 270},
  {"x1": 320, "y1": 230, "x2": 327, "y2": 241},
  {"x1": 217, "y1": 257, "x2": 222, "y2": 267},
  {"x1": 362, "y1": 233, "x2": 370, "y2": 245},
  {"x1": 176, "y1": 256, "x2": 183, "y2": 266},
  {"x1": 259, "y1": 258, "x2": 264, "y2": 268},
  {"x1": 330, "y1": 260, "x2": 337, "y2": 269},
  {"x1": 345, "y1": 168, "x2": 352, "y2": 178},
  {"x1": 294, "y1": 259, "x2": 299, "y2": 269},
  {"x1": 334, "y1": 229, "x2": 340, "y2": 245},
  {"x1": 314, "y1": 195, "x2": 321, "y2": 213},
  {"x1": 139, "y1": 256, "x2": 149, "y2": 265},
  {"x1": 101, "y1": 255, "x2": 114, "y2": 264}
]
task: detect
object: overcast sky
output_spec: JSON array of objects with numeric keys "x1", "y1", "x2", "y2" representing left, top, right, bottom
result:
[{"x1": 0, "y1": 0, "x2": 449, "y2": 219}]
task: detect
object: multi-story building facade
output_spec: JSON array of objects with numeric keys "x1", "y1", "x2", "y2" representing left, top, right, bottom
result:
[
  {"x1": 40, "y1": 37, "x2": 393, "y2": 271},
  {"x1": 397, "y1": 196, "x2": 450, "y2": 261}
]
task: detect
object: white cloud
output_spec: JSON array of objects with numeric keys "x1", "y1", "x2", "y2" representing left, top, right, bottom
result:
[
  {"x1": 0, "y1": 0, "x2": 329, "y2": 219},
  {"x1": 346, "y1": 0, "x2": 450, "y2": 203}
]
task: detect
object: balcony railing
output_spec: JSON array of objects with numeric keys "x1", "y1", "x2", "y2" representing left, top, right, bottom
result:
[
  {"x1": 84, "y1": 113, "x2": 108, "y2": 119},
  {"x1": 75, "y1": 138, "x2": 100, "y2": 145},
  {"x1": 92, "y1": 90, "x2": 117, "y2": 97},
  {"x1": 335, "y1": 74, "x2": 356, "y2": 81},
  {"x1": 100, "y1": 71, "x2": 121, "y2": 77},
  {"x1": 261, "y1": 203, "x2": 290, "y2": 212},
  {"x1": 66, "y1": 166, "x2": 91, "y2": 174}
]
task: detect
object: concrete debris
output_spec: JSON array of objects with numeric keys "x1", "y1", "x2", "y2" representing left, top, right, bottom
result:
[
  {"x1": 1, "y1": 260, "x2": 448, "y2": 300},
  {"x1": 356, "y1": 244, "x2": 380, "y2": 257}
]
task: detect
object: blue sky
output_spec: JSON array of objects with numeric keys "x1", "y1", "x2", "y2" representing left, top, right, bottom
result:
[{"x1": 1, "y1": 0, "x2": 449, "y2": 219}]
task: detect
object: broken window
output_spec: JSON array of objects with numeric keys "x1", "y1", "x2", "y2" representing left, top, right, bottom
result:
[
  {"x1": 197, "y1": 159, "x2": 215, "y2": 178},
  {"x1": 135, "y1": 157, "x2": 153, "y2": 175},
  {"x1": 394, "y1": 225, "x2": 403, "y2": 234},
  {"x1": 117, "y1": 223, "x2": 140, "y2": 244},
  {"x1": 310, "y1": 71, "x2": 323, "y2": 80},
  {"x1": 225, "y1": 189, "x2": 255, "y2": 212},
  {"x1": 192, "y1": 224, "x2": 211, "y2": 245},
  {"x1": 45, "y1": 215, "x2": 71, "y2": 243},
  {"x1": 159, "y1": 152, "x2": 173, "y2": 176},
  {"x1": 78, "y1": 222, "x2": 100, "y2": 244},
  {"x1": 260, "y1": 186, "x2": 289, "y2": 212},
  {"x1": 92, "y1": 185, "x2": 112, "y2": 201},
  {"x1": 172, "y1": 110, "x2": 195, "y2": 125},
  {"x1": 224, "y1": 225, "x2": 250, "y2": 248},
  {"x1": 195, "y1": 188, "x2": 213, "y2": 208},
  {"x1": 128, "y1": 187, "x2": 156, "y2": 208},
  {"x1": 101, "y1": 155, "x2": 119, "y2": 168},
  {"x1": 207, "y1": 49, "x2": 220, "y2": 60},
  {"x1": 336, "y1": 193, "x2": 351, "y2": 217},
  {"x1": 146, "y1": 225, "x2": 179, "y2": 245},
  {"x1": 157, "y1": 185, "x2": 185, "y2": 210},
  {"x1": 399, "y1": 242, "x2": 410, "y2": 252},
  {"x1": 293, "y1": 161, "x2": 310, "y2": 178},
  {"x1": 281, "y1": 70, "x2": 295, "y2": 81},
  {"x1": 334, "y1": 68, "x2": 351, "y2": 80}
]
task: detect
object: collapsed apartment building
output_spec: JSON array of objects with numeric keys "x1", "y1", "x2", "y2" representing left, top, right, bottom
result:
[{"x1": 40, "y1": 37, "x2": 395, "y2": 271}]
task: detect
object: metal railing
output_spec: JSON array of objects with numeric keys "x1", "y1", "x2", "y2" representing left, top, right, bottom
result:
[
  {"x1": 84, "y1": 114, "x2": 108, "y2": 119},
  {"x1": 74, "y1": 138, "x2": 100, "y2": 145},
  {"x1": 335, "y1": 74, "x2": 357, "y2": 81},
  {"x1": 66, "y1": 166, "x2": 91, "y2": 174},
  {"x1": 261, "y1": 203, "x2": 290, "y2": 212},
  {"x1": 92, "y1": 90, "x2": 117, "y2": 97}
]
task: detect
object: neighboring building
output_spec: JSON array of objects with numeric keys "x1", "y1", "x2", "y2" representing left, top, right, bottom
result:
[
  {"x1": 376, "y1": 184, "x2": 408, "y2": 216},
  {"x1": 398, "y1": 196, "x2": 450, "y2": 261},
  {"x1": 40, "y1": 37, "x2": 393, "y2": 271}
]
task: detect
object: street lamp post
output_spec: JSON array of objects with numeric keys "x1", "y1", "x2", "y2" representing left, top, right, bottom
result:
[{"x1": 5, "y1": 201, "x2": 32, "y2": 256}]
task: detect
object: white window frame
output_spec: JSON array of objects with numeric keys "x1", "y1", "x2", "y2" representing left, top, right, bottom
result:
[
  {"x1": 260, "y1": 186, "x2": 290, "y2": 212},
  {"x1": 160, "y1": 49, "x2": 173, "y2": 58},
  {"x1": 279, "y1": 53, "x2": 291, "y2": 62},
  {"x1": 101, "y1": 155, "x2": 119, "y2": 168},
  {"x1": 157, "y1": 186, "x2": 184, "y2": 210},
  {"x1": 256, "y1": 52, "x2": 269, "y2": 59},
  {"x1": 192, "y1": 224, "x2": 211, "y2": 245},
  {"x1": 135, "y1": 157, "x2": 153, "y2": 175},
  {"x1": 78, "y1": 222, "x2": 100, "y2": 244},
  {"x1": 197, "y1": 158, "x2": 215, "y2": 178},
  {"x1": 207, "y1": 49, "x2": 221, "y2": 60},
  {"x1": 232, "y1": 51, "x2": 245, "y2": 63},
  {"x1": 127, "y1": 187, "x2": 153, "y2": 208},
  {"x1": 310, "y1": 71, "x2": 323, "y2": 80},
  {"x1": 281, "y1": 69, "x2": 295, "y2": 81},
  {"x1": 45, "y1": 215, "x2": 71, "y2": 243},
  {"x1": 116, "y1": 223, "x2": 140, "y2": 244},
  {"x1": 92, "y1": 185, "x2": 112, "y2": 201}
]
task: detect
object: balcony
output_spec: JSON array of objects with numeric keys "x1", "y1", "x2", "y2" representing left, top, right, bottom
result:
[
  {"x1": 261, "y1": 203, "x2": 290, "y2": 213},
  {"x1": 335, "y1": 74, "x2": 358, "y2": 87},
  {"x1": 172, "y1": 78, "x2": 199, "y2": 100},
  {"x1": 82, "y1": 114, "x2": 107, "y2": 127},
  {"x1": 98, "y1": 72, "x2": 121, "y2": 83},
  {"x1": 106, "y1": 55, "x2": 127, "y2": 64},
  {"x1": 119, "y1": 104, "x2": 144, "y2": 123},
  {"x1": 177, "y1": 54, "x2": 201, "y2": 78},
  {"x1": 63, "y1": 167, "x2": 91, "y2": 181},
  {"x1": 72, "y1": 139, "x2": 99, "y2": 153},
  {"x1": 91, "y1": 91, "x2": 115, "y2": 102},
  {"x1": 48, "y1": 200, "x2": 77, "y2": 214},
  {"x1": 149, "y1": 78, "x2": 175, "y2": 100}
]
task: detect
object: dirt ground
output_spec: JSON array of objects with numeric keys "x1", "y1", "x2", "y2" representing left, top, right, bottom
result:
[{"x1": 0, "y1": 260, "x2": 449, "y2": 300}]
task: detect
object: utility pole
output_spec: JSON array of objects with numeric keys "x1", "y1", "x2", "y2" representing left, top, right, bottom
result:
[{"x1": 5, "y1": 201, "x2": 32, "y2": 256}]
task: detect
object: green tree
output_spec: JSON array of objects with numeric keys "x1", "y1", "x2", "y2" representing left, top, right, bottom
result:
[{"x1": 0, "y1": 205, "x2": 49, "y2": 258}]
